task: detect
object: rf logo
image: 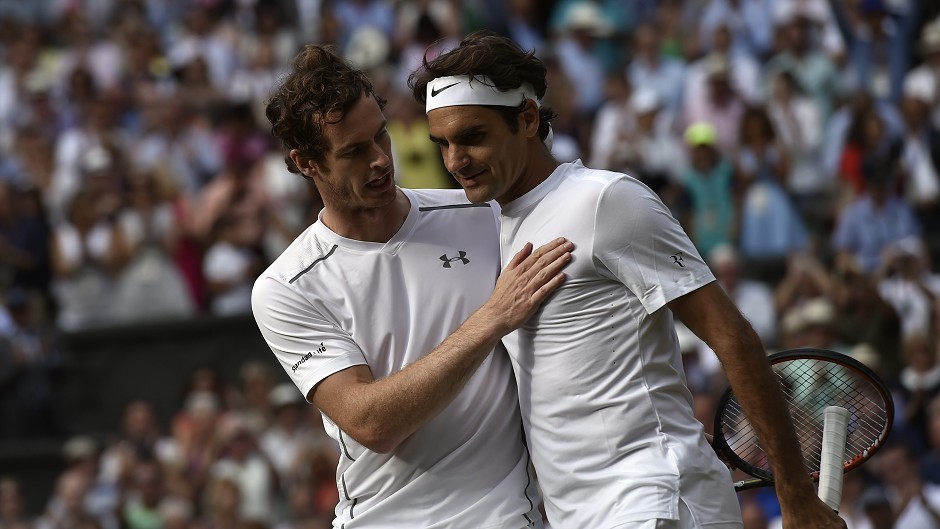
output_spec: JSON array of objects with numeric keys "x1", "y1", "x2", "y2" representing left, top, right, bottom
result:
[
  {"x1": 670, "y1": 252, "x2": 685, "y2": 267},
  {"x1": 440, "y1": 251, "x2": 470, "y2": 268}
]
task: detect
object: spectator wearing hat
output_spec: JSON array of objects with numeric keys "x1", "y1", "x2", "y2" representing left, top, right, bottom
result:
[
  {"x1": 552, "y1": 0, "x2": 616, "y2": 120},
  {"x1": 784, "y1": 296, "x2": 843, "y2": 353},
  {"x1": 680, "y1": 121, "x2": 737, "y2": 259}
]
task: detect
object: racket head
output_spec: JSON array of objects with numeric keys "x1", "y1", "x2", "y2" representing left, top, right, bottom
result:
[{"x1": 712, "y1": 348, "x2": 894, "y2": 485}]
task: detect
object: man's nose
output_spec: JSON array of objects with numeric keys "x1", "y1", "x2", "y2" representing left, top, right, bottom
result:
[{"x1": 444, "y1": 145, "x2": 469, "y2": 174}]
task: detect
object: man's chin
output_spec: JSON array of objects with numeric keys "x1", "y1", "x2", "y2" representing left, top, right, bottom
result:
[{"x1": 461, "y1": 186, "x2": 494, "y2": 204}]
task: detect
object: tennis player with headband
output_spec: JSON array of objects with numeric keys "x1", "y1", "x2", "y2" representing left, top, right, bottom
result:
[{"x1": 410, "y1": 31, "x2": 847, "y2": 529}]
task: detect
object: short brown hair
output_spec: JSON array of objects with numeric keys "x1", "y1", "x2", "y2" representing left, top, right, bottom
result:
[
  {"x1": 266, "y1": 45, "x2": 386, "y2": 174},
  {"x1": 409, "y1": 31, "x2": 555, "y2": 142}
]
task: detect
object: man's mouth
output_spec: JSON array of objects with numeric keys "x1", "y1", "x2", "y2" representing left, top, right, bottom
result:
[
  {"x1": 455, "y1": 169, "x2": 484, "y2": 184},
  {"x1": 366, "y1": 172, "x2": 392, "y2": 188}
]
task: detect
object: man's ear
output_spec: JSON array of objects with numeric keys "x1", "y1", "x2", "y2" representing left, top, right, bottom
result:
[
  {"x1": 289, "y1": 149, "x2": 320, "y2": 180},
  {"x1": 522, "y1": 99, "x2": 541, "y2": 139}
]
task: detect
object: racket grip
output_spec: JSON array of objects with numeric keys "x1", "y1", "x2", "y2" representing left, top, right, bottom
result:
[{"x1": 818, "y1": 406, "x2": 850, "y2": 511}]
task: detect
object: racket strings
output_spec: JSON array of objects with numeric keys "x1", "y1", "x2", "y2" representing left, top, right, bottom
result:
[{"x1": 719, "y1": 358, "x2": 890, "y2": 478}]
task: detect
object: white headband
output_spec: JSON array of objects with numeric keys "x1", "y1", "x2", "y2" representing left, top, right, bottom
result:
[{"x1": 425, "y1": 75, "x2": 537, "y2": 113}]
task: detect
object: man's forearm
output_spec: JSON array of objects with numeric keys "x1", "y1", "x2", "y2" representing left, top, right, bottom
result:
[
  {"x1": 719, "y1": 325, "x2": 817, "y2": 506},
  {"x1": 344, "y1": 307, "x2": 506, "y2": 453}
]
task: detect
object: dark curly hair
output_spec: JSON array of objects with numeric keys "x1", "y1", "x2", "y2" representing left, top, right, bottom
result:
[
  {"x1": 408, "y1": 30, "x2": 555, "y2": 142},
  {"x1": 265, "y1": 45, "x2": 387, "y2": 175}
]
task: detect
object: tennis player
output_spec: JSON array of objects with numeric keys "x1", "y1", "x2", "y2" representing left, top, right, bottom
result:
[
  {"x1": 410, "y1": 31, "x2": 847, "y2": 529},
  {"x1": 251, "y1": 45, "x2": 572, "y2": 528}
]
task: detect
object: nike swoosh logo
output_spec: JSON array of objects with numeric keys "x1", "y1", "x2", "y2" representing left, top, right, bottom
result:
[{"x1": 431, "y1": 82, "x2": 459, "y2": 97}]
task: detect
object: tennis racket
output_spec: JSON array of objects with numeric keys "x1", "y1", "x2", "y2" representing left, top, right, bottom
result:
[{"x1": 711, "y1": 348, "x2": 894, "y2": 498}]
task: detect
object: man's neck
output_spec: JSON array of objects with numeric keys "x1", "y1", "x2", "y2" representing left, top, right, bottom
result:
[
  {"x1": 321, "y1": 189, "x2": 411, "y2": 243},
  {"x1": 502, "y1": 150, "x2": 561, "y2": 206}
]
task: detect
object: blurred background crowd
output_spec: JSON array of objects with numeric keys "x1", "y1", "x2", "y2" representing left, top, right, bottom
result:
[{"x1": 1, "y1": 0, "x2": 940, "y2": 528}]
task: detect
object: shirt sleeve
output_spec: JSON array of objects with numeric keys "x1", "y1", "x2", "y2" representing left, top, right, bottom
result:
[
  {"x1": 251, "y1": 275, "x2": 367, "y2": 402},
  {"x1": 593, "y1": 176, "x2": 716, "y2": 314}
]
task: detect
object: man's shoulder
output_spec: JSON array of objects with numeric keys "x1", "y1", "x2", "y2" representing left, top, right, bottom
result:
[
  {"x1": 406, "y1": 187, "x2": 495, "y2": 212},
  {"x1": 560, "y1": 162, "x2": 656, "y2": 203},
  {"x1": 560, "y1": 161, "x2": 639, "y2": 187},
  {"x1": 259, "y1": 225, "x2": 335, "y2": 286}
]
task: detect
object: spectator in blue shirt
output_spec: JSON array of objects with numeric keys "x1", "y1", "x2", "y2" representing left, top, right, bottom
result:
[{"x1": 833, "y1": 148, "x2": 922, "y2": 274}]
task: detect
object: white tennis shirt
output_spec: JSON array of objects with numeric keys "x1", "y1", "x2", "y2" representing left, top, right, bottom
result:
[
  {"x1": 252, "y1": 188, "x2": 542, "y2": 529},
  {"x1": 499, "y1": 161, "x2": 741, "y2": 528}
]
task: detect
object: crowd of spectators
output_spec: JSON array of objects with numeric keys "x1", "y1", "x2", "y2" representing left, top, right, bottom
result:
[{"x1": 1, "y1": 0, "x2": 940, "y2": 528}]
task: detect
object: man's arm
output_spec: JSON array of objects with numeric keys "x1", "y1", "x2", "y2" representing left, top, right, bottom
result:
[
  {"x1": 313, "y1": 238, "x2": 573, "y2": 454},
  {"x1": 668, "y1": 281, "x2": 846, "y2": 529}
]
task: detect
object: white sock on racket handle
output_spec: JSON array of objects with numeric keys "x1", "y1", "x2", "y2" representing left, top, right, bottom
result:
[{"x1": 818, "y1": 406, "x2": 851, "y2": 511}]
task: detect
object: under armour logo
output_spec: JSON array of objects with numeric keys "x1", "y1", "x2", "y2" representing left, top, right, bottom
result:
[
  {"x1": 440, "y1": 251, "x2": 470, "y2": 268},
  {"x1": 670, "y1": 252, "x2": 685, "y2": 267}
]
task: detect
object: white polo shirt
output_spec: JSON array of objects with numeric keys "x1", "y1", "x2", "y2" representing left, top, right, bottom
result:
[
  {"x1": 499, "y1": 161, "x2": 741, "y2": 529},
  {"x1": 252, "y1": 188, "x2": 542, "y2": 529}
]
